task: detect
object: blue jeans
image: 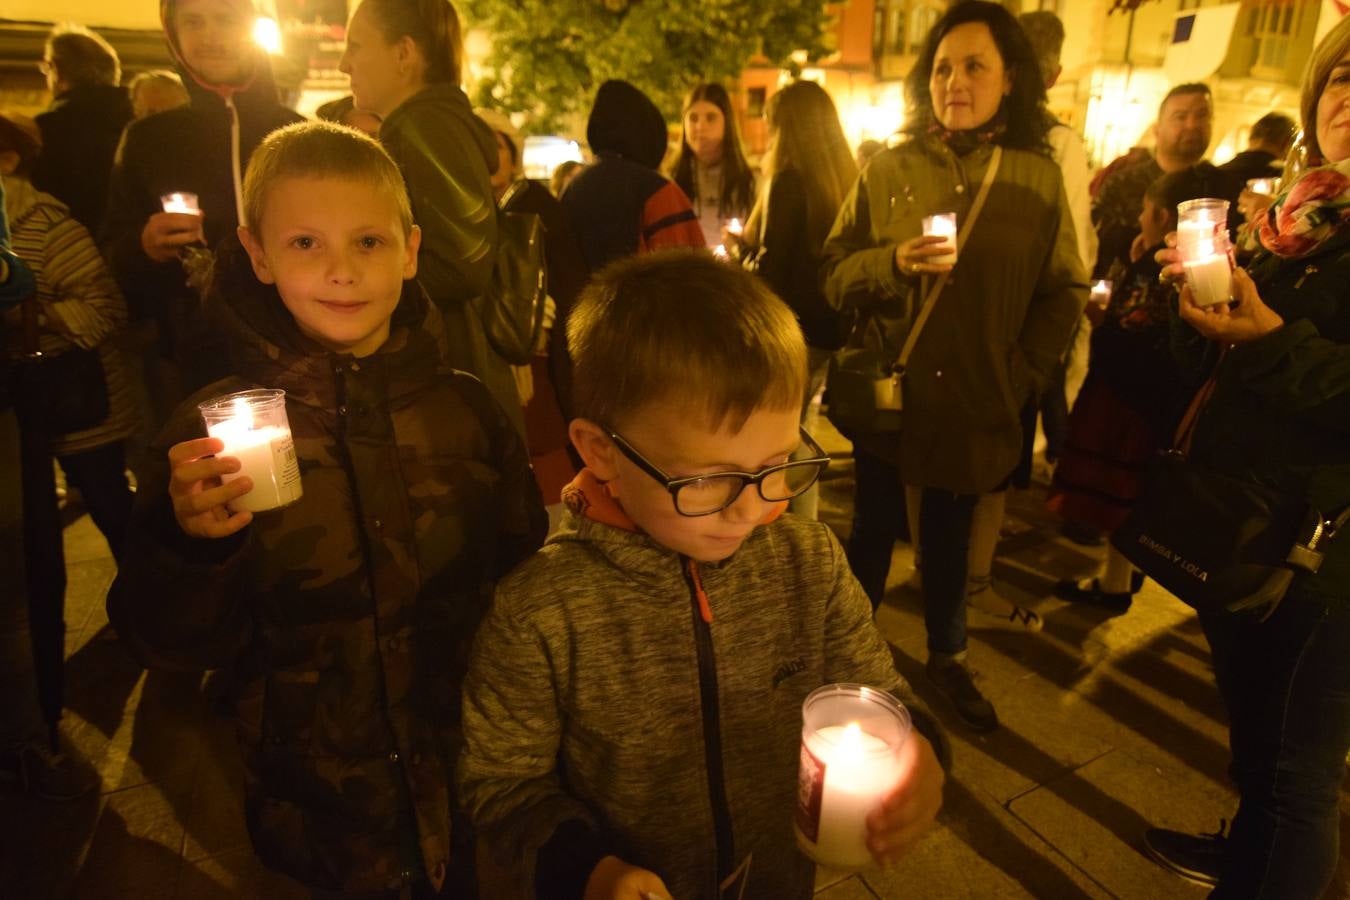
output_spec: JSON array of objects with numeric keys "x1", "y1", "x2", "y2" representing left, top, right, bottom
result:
[
  {"x1": 915, "y1": 488, "x2": 978, "y2": 656},
  {"x1": 845, "y1": 443, "x2": 908, "y2": 609},
  {"x1": 1201, "y1": 583, "x2": 1350, "y2": 899}
]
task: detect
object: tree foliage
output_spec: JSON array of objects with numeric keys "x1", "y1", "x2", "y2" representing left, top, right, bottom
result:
[{"x1": 464, "y1": 0, "x2": 834, "y2": 133}]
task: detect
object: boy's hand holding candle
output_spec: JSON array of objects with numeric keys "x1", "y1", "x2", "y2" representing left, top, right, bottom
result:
[
  {"x1": 864, "y1": 731, "x2": 944, "y2": 865},
  {"x1": 168, "y1": 437, "x2": 255, "y2": 539},
  {"x1": 583, "y1": 856, "x2": 672, "y2": 900}
]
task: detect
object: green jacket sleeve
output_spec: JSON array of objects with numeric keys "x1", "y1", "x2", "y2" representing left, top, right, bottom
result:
[
  {"x1": 822, "y1": 171, "x2": 912, "y2": 315},
  {"x1": 385, "y1": 115, "x2": 498, "y2": 307},
  {"x1": 1015, "y1": 175, "x2": 1089, "y2": 396}
]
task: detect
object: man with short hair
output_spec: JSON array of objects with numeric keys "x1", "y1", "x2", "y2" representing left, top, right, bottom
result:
[
  {"x1": 31, "y1": 24, "x2": 134, "y2": 233},
  {"x1": 100, "y1": 0, "x2": 301, "y2": 420},
  {"x1": 127, "y1": 69, "x2": 190, "y2": 120},
  {"x1": 1092, "y1": 83, "x2": 1213, "y2": 275},
  {"x1": 1220, "y1": 111, "x2": 1297, "y2": 183}
]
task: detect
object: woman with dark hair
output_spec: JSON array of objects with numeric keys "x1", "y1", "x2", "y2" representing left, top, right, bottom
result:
[
  {"x1": 668, "y1": 83, "x2": 756, "y2": 248},
  {"x1": 824, "y1": 0, "x2": 1085, "y2": 731},
  {"x1": 727, "y1": 80, "x2": 855, "y2": 519},
  {"x1": 1140, "y1": 16, "x2": 1350, "y2": 896},
  {"x1": 339, "y1": 0, "x2": 524, "y2": 436}
]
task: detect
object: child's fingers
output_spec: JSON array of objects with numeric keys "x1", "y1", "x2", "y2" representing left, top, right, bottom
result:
[
  {"x1": 175, "y1": 476, "x2": 253, "y2": 518},
  {"x1": 170, "y1": 456, "x2": 241, "y2": 494},
  {"x1": 169, "y1": 437, "x2": 224, "y2": 466},
  {"x1": 194, "y1": 509, "x2": 253, "y2": 538}
]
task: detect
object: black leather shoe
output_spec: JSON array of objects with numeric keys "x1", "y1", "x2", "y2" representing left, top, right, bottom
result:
[
  {"x1": 926, "y1": 657, "x2": 999, "y2": 732},
  {"x1": 1053, "y1": 577, "x2": 1133, "y2": 613},
  {"x1": 1143, "y1": 821, "x2": 1226, "y2": 887}
]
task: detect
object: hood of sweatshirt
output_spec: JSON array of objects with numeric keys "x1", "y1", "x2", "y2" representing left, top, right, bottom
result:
[{"x1": 585, "y1": 80, "x2": 668, "y2": 170}]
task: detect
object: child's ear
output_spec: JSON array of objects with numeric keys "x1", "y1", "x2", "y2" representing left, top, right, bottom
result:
[
  {"x1": 403, "y1": 225, "x2": 421, "y2": 279},
  {"x1": 569, "y1": 418, "x2": 621, "y2": 481},
  {"x1": 236, "y1": 226, "x2": 275, "y2": 284}
]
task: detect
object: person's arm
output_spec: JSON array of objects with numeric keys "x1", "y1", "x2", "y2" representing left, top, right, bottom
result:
[
  {"x1": 1014, "y1": 177, "x2": 1089, "y2": 399},
  {"x1": 384, "y1": 116, "x2": 497, "y2": 304},
  {"x1": 98, "y1": 126, "x2": 190, "y2": 305},
  {"x1": 40, "y1": 214, "x2": 128, "y2": 349},
  {"x1": 106, "y1": 401, "x2": 254, "y2": 672},
  {"x1": 819, "y1": 526, "x2": 951, "y2": 769},
  {"x1": 458, "y1": 587, "x2": 620, "y2": 899},
  {"x1": 638, "y1": 182, "x2": 704, "y2": 252},
  {"x1": 821, "y1": 170, "x2": 912, "y2": 315},
  {"x1": 1053, "y1": 127, "x2": 1099, "y2": 281}
]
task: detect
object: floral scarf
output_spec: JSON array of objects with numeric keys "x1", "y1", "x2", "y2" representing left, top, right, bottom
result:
[
  {"x1": 927, "y1": 116, "x2": 1007, "y2": 157},
  {"x1": 1258, "y1": 158, "x2": 1350, "y2": 258}
]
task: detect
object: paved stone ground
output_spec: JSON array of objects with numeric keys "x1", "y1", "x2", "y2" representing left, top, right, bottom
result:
[{"x1": 2, "y1": 423, "x2": 1347, "y2": 899}]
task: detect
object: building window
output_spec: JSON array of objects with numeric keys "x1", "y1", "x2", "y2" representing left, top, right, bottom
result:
[
  {"x1": 1248, "y1": 0, "x2": 1309, "y2": 76},
  {"x1": 747, "y1": 87, "x2": 766, "y2": 118},
  {"x1": 907, "y1": 2, "x2": 942, "y2": 54}
]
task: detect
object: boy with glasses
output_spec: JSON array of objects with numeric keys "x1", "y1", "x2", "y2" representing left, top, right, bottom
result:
[{"x1": 458, "y1": 250, "x2": 947, "y2": 900}]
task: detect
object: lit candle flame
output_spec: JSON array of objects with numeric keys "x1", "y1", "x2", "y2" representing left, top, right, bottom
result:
[
  {"x1": 727, "y1": 217, "x2": 743, "y2": 236},
  {"x1": 232, "y1": 396, "x2": 255, "y2": 431}
]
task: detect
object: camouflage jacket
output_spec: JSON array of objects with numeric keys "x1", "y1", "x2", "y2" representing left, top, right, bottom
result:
[{"x1": 108, "y1": 248, "x2": 547, "y2": 892}]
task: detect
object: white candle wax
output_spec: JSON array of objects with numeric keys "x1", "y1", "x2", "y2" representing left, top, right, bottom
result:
[
  {"x1": 161, "y1": 192, "x2": 201, "y2": 216},
  {"x1": 1089, "y1": 279, "x2": 1112, "y2": 308},
  {"x1": 1184, "y1": 254, "x2": 1233, "y2": 308},
  {"x1": 207, "y1": 418, "x2": 303, "y2": 513},
  {"x1": 922, "y1": 213, "x2": 957, "y2": 265},
  {"x1": 796, "y1": 722, "x2": 901, "y2": 870}
]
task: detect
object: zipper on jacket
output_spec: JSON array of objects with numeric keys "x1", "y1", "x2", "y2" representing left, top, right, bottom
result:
[{"x1": 682, "y1": 558, "x2": 735, "y2": 884}]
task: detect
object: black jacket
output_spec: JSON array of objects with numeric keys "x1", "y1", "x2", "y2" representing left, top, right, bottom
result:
[
  {"x1": 99, "y1": 40, "x2": 300, "y2": 396},
  {"x1": 32, "y1": 83, "x2": 133, "y2": 234}
]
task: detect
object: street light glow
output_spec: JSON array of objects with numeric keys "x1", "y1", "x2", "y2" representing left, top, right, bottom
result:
[{"x1": 254, "y1": 17, "x2": 282, "y2": 55}]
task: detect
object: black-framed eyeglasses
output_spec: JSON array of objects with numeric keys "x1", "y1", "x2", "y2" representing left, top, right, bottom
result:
[{"x1": 606, "y1": 426, "x2": 831, "y2": 517}]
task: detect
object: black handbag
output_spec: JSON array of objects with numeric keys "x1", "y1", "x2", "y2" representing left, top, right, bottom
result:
[
  {"x1": 475, "y1": 180, "x2": 548, "y2": 365},
  {"x1": 826, "y1": 147, "x2": 1002, "y2": 436},
  {"x1": 13, "y1": 292, "x2": 109, "y2": 435},
  {"x1": 1112, "y1": 378, "x2": 1350, "y2": 618}
]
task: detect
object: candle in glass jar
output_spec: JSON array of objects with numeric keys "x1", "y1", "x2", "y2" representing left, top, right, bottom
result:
[
  {"x1": 796, "y1": 684, "x2": 910, "y2": 871},
  {"x1": 922, "y1": 212, "x2": 957, "y2": 265},
  {"x1": 1176, "y1": 199, "x2": 1233, "y2": 308},
  {"x1": 199, "y1": 390, "x2": 303, "y2": 513},
  {"x1": 1089, "y1": 279, "x2": 1112, "y2": 308},
  {"x1": 160, "y1": 191, "x2": 201, "y2": 216}
]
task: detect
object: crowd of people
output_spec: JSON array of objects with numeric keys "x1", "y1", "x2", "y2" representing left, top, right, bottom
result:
[{"x1": 0, "y1": 0, "x2": 1346, "y2": 898}]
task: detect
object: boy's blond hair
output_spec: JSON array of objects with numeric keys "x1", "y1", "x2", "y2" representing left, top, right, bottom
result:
[
  {"x1": 241, "y1": 120, "x2": 413, "y2": 236},
  {"x1": 567, "y1": 250, "x2": 808, "y2": 432}
]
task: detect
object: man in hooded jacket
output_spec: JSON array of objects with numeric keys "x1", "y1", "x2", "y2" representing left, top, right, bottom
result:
[
  {"x1": 100, "y1": 0, "x2": 302, "y2": 422},
  {"x1": 561, "y1": 80, "x2": 704, "y2": 273}
]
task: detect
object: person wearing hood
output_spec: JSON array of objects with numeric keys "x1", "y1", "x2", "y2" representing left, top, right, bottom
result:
[
  {"x1": 100, "y1": 0, "x2": 302, "y2": 423},
  {"x1": 31, "y1": 24, "x2": 134, "y2": 235},
  {"x1": 108, "y1": 121, "x2": 546, "y2": 896},
  {"x1": 561, "y1": 80, "x2": 705, "y2": 273},
  {"x1": 340, "y1": 0, "x2": 523, "y2": 430}
]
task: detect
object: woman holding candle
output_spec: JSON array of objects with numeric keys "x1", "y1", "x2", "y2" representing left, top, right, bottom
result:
[
  {"x1": 1139, "y1": 18, "x2": 1350, "y2": 897},
  {"x1": 108, "y1": 122, "x2": 546, "y2": 896},
  {"x1": 339, "y1": 0, "x2": 526, "y2": 438},
  {"x1": 1048, "y1": 165, "x2": 1220, "y2": 611},
  {"x1": 823, "y1": 0, "x2": 1086, "y2": 731},
  {"x1": 726, "y1": 80, "x2": 856, "y2": 519},
  {"x1": 668, "y1": 83, "x2": 757, "y2": 249}
]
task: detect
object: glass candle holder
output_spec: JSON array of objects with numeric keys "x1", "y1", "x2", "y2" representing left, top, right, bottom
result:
[
  {"x1": 160, "y1": 192, "x2": 201, "y2": 216},
  {"x1": 198, "y1": 389, "x2": 303, "y2": 513},
  {"x1": 795, "y1": 684, "x2": 911, "y2": 871},
  {"x1": 922, "y1": 212, "x2": 957, "y2": 265},
  {"x1": 1089, "y1": 279, "x2": 1112, "y2": 309},
  {"x1": 1176, "y1": 198, "x2": 1233, "y2": 308}
]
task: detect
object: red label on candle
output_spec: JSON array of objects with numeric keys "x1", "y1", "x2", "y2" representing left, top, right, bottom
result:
[{"x1": 795, "y1": 739, "x2": 826, "y2": 843}]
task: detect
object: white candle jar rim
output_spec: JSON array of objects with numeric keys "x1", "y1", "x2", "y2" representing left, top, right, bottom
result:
[
  {"x1": 199, "y1": 388, "x2": 289, "y2": 425},
  {"x1": 160, "y1": 191, "x2": 201, "y2": 211},
  {"x1": 802, "y1": 683, "x2": 911, "y2": 756},
  {"x1": 922, "y1": 212, "x2": 957, "y2": 230},
  {"x1": 1176, "y1": 198, "x2": 1229, "y2": 221}
]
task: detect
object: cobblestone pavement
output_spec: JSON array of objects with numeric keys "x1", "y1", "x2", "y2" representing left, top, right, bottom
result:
[{"x1": 2, "y1": 423, "x2": 1346, "y2": 899}]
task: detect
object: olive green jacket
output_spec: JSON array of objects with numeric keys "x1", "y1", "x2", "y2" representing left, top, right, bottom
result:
[{"x1": 823, "y1": 137, "x2": 1087, "y2": 494}]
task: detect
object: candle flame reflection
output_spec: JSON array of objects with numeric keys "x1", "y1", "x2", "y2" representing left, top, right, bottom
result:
[{"x1": 232, "y1": 397, "x2": 255, "y2": 431}]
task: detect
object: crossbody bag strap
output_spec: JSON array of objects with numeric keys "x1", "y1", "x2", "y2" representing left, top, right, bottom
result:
[{"x1": 893, "y1": 145, "x2": 1002, "y2": 373}]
